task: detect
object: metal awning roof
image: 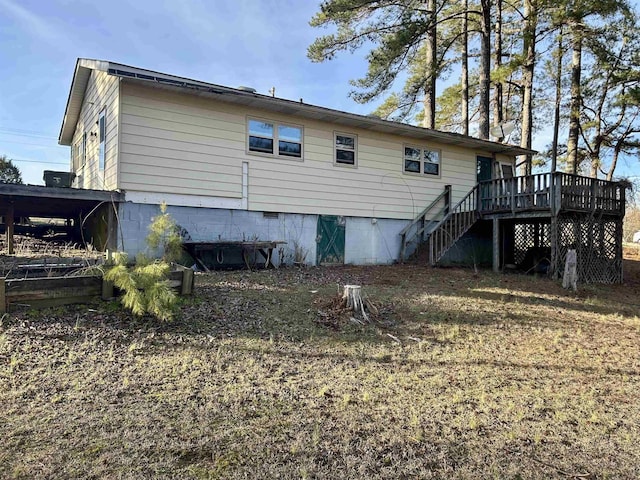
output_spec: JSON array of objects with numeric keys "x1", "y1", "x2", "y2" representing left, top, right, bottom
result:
[
  {"x1": 0, "y1": 183, "x2": 123, "y2": 218},
  {"x1": 59, "y1": 58, "x2": 536, "y2": 156}
]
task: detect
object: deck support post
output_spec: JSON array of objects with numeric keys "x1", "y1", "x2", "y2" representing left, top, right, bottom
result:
[
  {"x1": 550, "y1": 215, "x2": 558, "y2": 279},
  {"x1": 106, "y1": 203, "x2": 117, "y2": 260},
  {"x1": 6, "y1": 203, "x2": 15, "y2": 255},
  {"x1": 444, "y1": 185, "x2": 452, "y2": 215},
  {"x1": 492, "y1": 218, "x2": 500, "y2": 273},
  {"x1": 0, "y1": 277, "x2": 6, "y2": 314}
]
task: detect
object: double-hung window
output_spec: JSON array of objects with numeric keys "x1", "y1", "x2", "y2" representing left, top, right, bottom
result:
[
  {"x1": 248, "y1": 118, "x2": 303, "y2": 159},
  {"x1": 403, "y1": 145, "x2": 440, "y2": 176},
  {"x1": 334, "y1": 133, "x2": 357, "y2": 166},
  {"x1": 98, "y1": 109, "x2": 106, "y2": 171}
]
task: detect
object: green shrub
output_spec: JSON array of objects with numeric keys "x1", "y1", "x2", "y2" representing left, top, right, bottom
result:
[
  {"x1": 146, "y1": 203, "x2": 183, "y2": 263},
  {"x1": 106, "y1": 203, "x2": 182, "y2": 321}
]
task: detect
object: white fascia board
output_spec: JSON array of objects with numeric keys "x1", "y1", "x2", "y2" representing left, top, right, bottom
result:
[{"x1": 124, "y1": 190, "x2": 245, "y2": 210}]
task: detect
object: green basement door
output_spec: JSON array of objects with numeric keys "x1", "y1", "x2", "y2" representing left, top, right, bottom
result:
[{"x1": 316, "y1": 215, "x2": 345, "y2": 265}]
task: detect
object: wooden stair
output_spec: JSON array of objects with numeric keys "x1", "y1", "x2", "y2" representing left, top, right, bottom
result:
[
  {"x1": 399, "y1": 184, "x2": 481, "y2": 265},
  {"x1": 428, "y1": 184, "x2": 480, "y2": 265},
  {"x1": 399, "y1": 185, "x2": 451, "y2": 262}
]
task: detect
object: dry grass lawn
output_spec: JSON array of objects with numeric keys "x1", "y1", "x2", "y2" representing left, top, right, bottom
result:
[{"x1": 1, "y1": 248, "x2": 640, "y2": 479}]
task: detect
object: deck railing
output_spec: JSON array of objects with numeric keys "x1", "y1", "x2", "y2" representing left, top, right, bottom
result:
[
  {"x1": 400, "y1": 172, "x2": 624, "y2": 266},
  {"x1": 429, "y1": 184, "x2": 480, "y2": 265},
  {"x1": 479, "y1": 172, "x2": 625, "y2": 216},
  {"x1": 399, "y1": 185, "x2": 451, "y2": 262}
]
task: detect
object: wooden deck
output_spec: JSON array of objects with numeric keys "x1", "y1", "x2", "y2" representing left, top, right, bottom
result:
[
  {"x1": 414, "y1": 172, "x2": 626, "y2": 283},
  {"x1": 478, "y1": 172, "x2": 625, "y2": 218}
]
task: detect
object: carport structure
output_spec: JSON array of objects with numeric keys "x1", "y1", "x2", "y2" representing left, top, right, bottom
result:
[{"x1": 0, "y1": 184, "x2": 123, "y2": 254}]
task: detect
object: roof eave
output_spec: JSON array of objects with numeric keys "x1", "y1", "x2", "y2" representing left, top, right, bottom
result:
[
  {"x1": 58, "y1": 59, "x2": 110, "y2": 146},
  {"x1": 61, "y1": 59, "x2": 536, "y2": 157},
  {"x1": 119, "y1": 75, "x2": 535, "y2": 157}
]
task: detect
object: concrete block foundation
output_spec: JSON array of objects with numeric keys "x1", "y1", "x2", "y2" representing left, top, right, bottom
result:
[{"x1": 117, "y1": 203, "x2": 408, "y2": 267}]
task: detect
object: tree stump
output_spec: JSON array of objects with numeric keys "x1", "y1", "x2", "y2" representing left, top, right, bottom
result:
[
  {"x1": 562, "y1": 249, "x2": 578, "y2": 291},
  {"x1": 342, "y1": 285, "x2": 368, "y2": 321}
]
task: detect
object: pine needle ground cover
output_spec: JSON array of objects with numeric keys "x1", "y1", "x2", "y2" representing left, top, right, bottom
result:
[{"x1": 2, "y1": 252, "x2": 639, "y2": 479}]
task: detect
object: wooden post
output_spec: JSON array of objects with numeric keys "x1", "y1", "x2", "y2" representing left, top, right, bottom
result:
[
  {"x1": 492, "y1": 218, "x2": 500, "y2": 273},
  {"x1": 563, "y1": 249, "x2": 578, "y2": 291},
  {"x1": 106, "y1": 203, "x2": 117, "y2": 253},
  {"x1": 0, "y1": 277, "x2": 6, "y2": 314},
  {"x1": 101, "y1": 277, "x2": 114, "y2": 300},
  {"x1": 550, "y1": 215, "x2": 558, "y2": 279},
  {"x1": 444, "y1": 185, "x2": 452, "y2": 215},
  {"x1": 6, "y1": 203, "x2": 15, "y2": 255},
  {"x1": 181, "y1": 267, "x2": 194, "y2": 295}
]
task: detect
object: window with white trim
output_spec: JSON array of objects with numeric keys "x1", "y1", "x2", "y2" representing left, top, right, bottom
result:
[
  {"x1": 334, "y1": 133, "x2": 357, "y2": 166},
  {"x1": 248, "y1": 118, "x2": 302, "y2": 158},
  {"x1": 98, "y1": 109, "x2": 106, "y2": 171},
  {"x1": 403, "y1": 145, "x2": 440, "y2": 176},
  {"x1": 72, "y1": 142, "x2": 79, "y2": 171}
]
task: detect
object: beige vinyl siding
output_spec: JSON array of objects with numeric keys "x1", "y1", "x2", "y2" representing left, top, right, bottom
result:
[
  {"x1": 119, "y1": 83, "x2": 243, "y2": 198},
  {"x1": 119, "y1": 82, "x2": 503, "y2": 220},
  {"x1": 70, "y1": 70, "x2": 119, "y2": 190}
]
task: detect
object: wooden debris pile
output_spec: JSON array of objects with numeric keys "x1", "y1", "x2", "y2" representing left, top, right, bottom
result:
[{"x1": 315, "y1": 284, "x2": 391, "y2": 329}]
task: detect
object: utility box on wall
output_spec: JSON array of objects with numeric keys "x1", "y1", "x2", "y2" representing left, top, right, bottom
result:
[{"x1": 43, "y1": 171, "x2": 76, "y2": 188}]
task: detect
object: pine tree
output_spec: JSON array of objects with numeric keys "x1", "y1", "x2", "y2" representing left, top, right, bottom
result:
[
  {"x1": 105, "y1": 203, "x2": 182, "y2": 321},
  {"x1": 560, "y1": 0, "x2": 630, "y2": 173},
  {"x1": 308, "y1": 1, "x2": 452, "y2": 126},
  {"x1": 0, "y1": 155, "x2": 23, "y2": 184},
  {"x1": 579, "y1": 10, "x2": 640, "y2": 179}
]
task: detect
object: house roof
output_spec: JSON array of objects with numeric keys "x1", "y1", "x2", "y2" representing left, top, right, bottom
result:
[{"x1": 59, "y1": 58, "x2": 536, "y2": 156}]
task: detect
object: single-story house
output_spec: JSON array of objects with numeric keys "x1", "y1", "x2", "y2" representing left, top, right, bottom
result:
[
  {"x1": 57, "y1": 58, "x2": 532, "y2": 266},
  {"x1": 56, "y1": 59, "x2": 624, "y2": 282}
]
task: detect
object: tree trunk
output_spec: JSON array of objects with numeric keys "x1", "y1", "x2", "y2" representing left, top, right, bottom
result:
[
  {"x1": 606, "y1": 141, "x2": 622, "y2": 181},
  {"x1": 342, "y1": 285, "x2": 368, "y2": 321},
  {"x1": 566, "y1": 22, "x2": 583, "y2": 175},
  {"x1": 423, "y1": 0, "x2": 437, "y2": 129},
  {"x1": 461, "y1": 0, "x2": 469, "y2": 136},
  {"x1": 551, "y1": 27, "x2": 564, "y2": 173},
  {"x1": 478, "y1": 0, "x2": 492, "y2": 139},
  {"x1": 519, "y1": 0, "x2": 536, "y2": 176},
  {"x1": 493, "y1": 0, "x2": 503, "y2": 139}
]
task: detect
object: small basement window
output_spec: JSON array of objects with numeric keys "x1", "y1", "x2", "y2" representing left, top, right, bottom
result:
[
  {"x1": 335, "y1": 133, "x2": 357, "y2": 166},
  {"x1": 403, "y1": 145, "x2": 440, "y2": 176},
  {"x1": 248, "y1": 118, "x2": 303, "y2": 159}
]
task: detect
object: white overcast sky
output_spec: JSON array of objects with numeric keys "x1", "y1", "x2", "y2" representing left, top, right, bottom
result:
[{"x1": 1, "y1": 0, "x2": 638, "y2": 184}]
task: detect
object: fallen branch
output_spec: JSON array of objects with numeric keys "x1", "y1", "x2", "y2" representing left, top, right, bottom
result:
[{"x1": 386, "y1": 333, "x2": 402, "y2": 344}]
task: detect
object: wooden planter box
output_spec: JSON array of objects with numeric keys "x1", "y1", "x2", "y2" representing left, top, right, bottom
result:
[{"x1": 0, "y1": 266, "x2": 194, "y2": 313}]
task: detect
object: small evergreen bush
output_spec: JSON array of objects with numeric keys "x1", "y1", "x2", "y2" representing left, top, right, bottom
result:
[{"x1": 105, "y1": 203, "x2": 183, "y2": 321}]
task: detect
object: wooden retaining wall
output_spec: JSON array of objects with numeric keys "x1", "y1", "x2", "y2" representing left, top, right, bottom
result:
[{"x1": 0, "y1": 267, "x2": 194, "y2": 313}]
